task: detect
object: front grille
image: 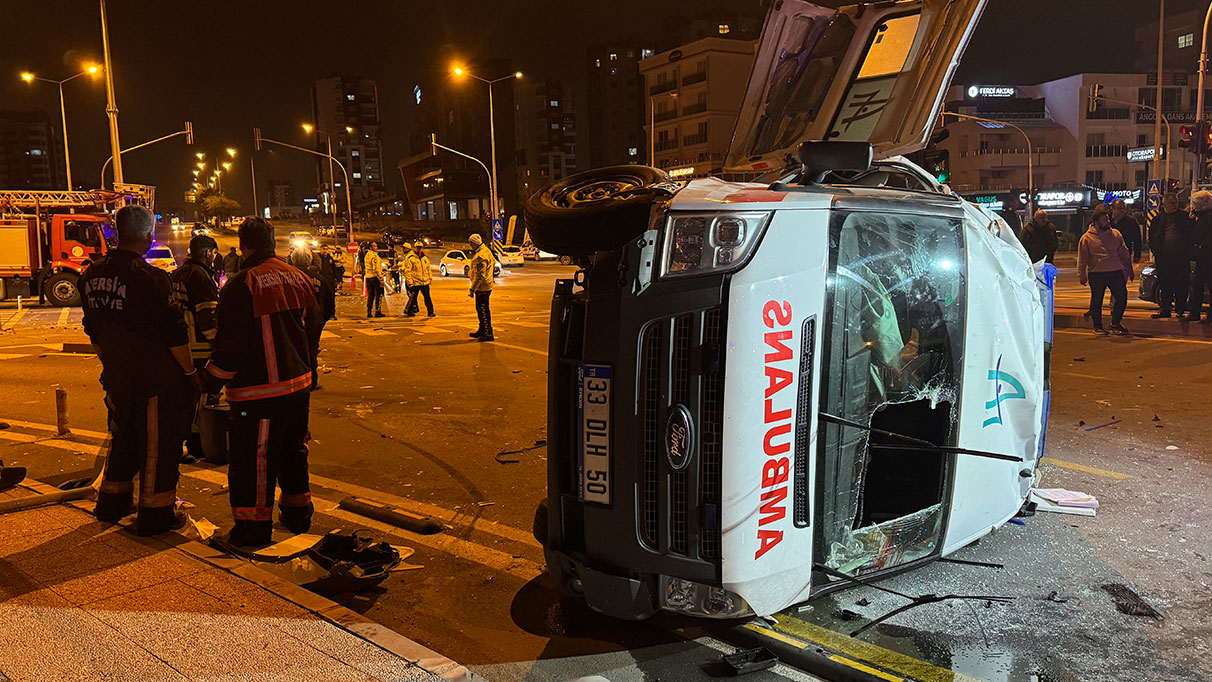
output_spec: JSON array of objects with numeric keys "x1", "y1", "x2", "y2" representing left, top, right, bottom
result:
[
  {"x1": 636, "y1": 308, "x2": 725, "y2": 559},
  {"x1": 641, "y1": 326, "x2": 661, "y2": 548}
]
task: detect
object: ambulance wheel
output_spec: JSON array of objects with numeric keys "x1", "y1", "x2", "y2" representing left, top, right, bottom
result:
[
  {"x1": 44, "y1": 272, "x2": 80, "y2": 307},
  {"x1": 532, "y1": 499, "x2": 549, "y2": 546},
  {"x1": 524, "y1": 165, "x2": 675, "y2": 256},
  {"x1": 440, "y1": 264, "x2": 448, "y2": 277}
]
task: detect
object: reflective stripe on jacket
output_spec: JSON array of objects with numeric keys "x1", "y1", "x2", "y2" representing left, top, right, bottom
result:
[
  {"x1": 170, "y1": 259, "x2": 219, "y2": 360},
  {"x1": 205, "y1": 253, "x2": 321, "y2": 403},
  {"x1": 469, "y1": 244, "x2": 494, "y2": 292}
]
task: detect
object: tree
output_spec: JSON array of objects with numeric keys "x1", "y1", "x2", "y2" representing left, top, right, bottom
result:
[
  {"x1": 193, "y1": 186, "x2": 219, "y2": 219},
  {"x1": 202, "y1": 195, "x2": 241, "y2": 222}
]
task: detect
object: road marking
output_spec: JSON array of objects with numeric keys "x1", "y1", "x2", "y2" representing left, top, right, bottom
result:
[
  {"x1": 1046, "y1": 458, "x2": 1132, "y2": 480},
  {"x1": 183, "y1": 468, "x2": 544, "y2": 580},
  {"x1": 0, "y1": 418, "x2": 109, "y2": 440},
  {"x1": 406, "y1": 326, "x2": 452, "y2": 334},
  {"x1": 1055, "y1": 371, "x2": 1106, "y2": 380},
  {"x1": 56, "y1": 308, "x2": 70, "y2": 327},
  {"x1": 0, "y1": 430, "x2": 103, "y2": 455},
  {"x1": 485, "y1": 342, "x2": 546, "y2": 357},
  {"x1": 742, "y1": 623, "x2": 806, "y2": 649},
  {"x1": 320, "y1": 331, "x2": 339, "y2": 340},
  {"x1": 1055, "y1": 329, "x2": 1212, "y2": 345},
  {"x1": 830, "y1": 656, "x2": 903, "y2": 682},
  {"x1": 766, "y1": 617, "x2": 984, "y2": 682},
  {"x1": 0, "y1": 353, "x2": 32, "y2": 361},
  {"x1": 507, "y1": 321, "x2": 549, "y2": 329},
  {"x1": 356, "y1": 329, "x2": 395, "y2": 336},
  {"x1": 5, "y1": 309, "x2": 27, "y2": 326}
]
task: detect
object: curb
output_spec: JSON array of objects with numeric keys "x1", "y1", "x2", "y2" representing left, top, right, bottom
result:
[
  {"x1": 173, "y1": 540, "x2": 486, "y2": 682},
  {"x1": 728, "y1": 622, "x2": 915, "y2": 682},
  {"x1": 54, "y1": 495, "x2": 485, "y2": 682}
]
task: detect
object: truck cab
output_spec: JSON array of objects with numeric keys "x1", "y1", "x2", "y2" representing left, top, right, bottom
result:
[
  {"x1": 526, "y1": 0, "x2": 1053, "y2": 621},
  {"x1": 0, "y1": 191, "x2": 124, "y2": 306}
]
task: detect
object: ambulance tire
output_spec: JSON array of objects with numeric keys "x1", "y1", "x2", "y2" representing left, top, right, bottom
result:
[
  {"x1": 524, "y1": 165, "x2": 674, "y2": 256},
  {"x1": 44, "y1": 272, "x2": 81, "y2": 307},
  {"x1": 532, "y1": 499, "x2": 549, "y2": 546}
]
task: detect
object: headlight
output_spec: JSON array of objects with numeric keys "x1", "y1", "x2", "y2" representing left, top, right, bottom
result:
[
  {"x1": 311, "y1": 240, "x2": 319, "y2": 247},
  {"x1": 659, "y1": 576, "x2": 753, "y2": 619},
  {"x1": 660, "y1": 212, "x2": 771, "y2": 278}
]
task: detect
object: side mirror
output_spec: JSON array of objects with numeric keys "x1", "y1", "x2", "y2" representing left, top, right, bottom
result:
[{"x1": 796, "y1": 141, "x2": 873, "y2": 184}]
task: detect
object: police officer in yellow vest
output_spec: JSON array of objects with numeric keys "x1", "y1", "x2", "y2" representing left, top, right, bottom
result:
[
  {"x1": 468, "y1": 233, "x2": 494, "y2": 341},
  {"x1": 404, "y1": 241, "x2": 435, "y2": 317},
  {"x1": 364, "y1": 242, "x2": 385, "y2": 318}
]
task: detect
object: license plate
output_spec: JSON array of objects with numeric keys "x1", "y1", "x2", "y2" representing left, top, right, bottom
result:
[{"x1": 578, "y1": 364, "x2": 611, "y2": 504}]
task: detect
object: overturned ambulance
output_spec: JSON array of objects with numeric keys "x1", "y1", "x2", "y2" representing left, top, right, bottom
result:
[{"x1": 525, "y1": 0, "x2": 1054, "y2": 620}]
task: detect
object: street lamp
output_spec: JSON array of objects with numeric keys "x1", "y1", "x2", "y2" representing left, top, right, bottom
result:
[
  {"x1": 226, "y1": 148, "x2": 237, "y2": 158},
  {"x1": 452, "y1": 64, "x2": 522, "y2": 239},
  {"x1": 19, "y1": 64, "x2": 101, "y2": 189},
  {"x1": 302, "y1": 122, "x2": 352, "y2": 226}
]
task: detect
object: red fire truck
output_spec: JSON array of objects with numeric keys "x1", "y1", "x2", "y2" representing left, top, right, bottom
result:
[{"x1": 0, "y1": 188, "x2": 149, "y2": 307}]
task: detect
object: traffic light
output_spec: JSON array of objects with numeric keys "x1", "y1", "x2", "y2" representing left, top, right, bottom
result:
[
  {"x1": 1180, "y1": 124, "x2": 1195, "y2": 149},
  {"x1": 253, "y1": 127, "x2": 262, "y2": 151},
  {"x1": 1088, "y1": 83, "x2": 1103, "y2": 113},
  {"x1": 185, "y1": 121, "x2": 193, "y2": 145}
]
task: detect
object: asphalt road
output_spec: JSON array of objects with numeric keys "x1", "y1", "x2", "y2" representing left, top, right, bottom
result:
[{"x1": 0, "y1": 245, "x2": 1209, "y2": 681}]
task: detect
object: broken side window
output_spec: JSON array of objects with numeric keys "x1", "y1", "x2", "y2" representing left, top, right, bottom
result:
[{"x1": 816, "y1": 210, "x2": 965, "y2": 578}]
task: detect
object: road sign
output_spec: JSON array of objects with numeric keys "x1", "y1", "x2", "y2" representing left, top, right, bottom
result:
[
  {"x1": 1146, "y1": 179, "x2": 1163, "y2": 211},
  {"x1": 347, "y1": 241, "x2": 360, "y2": 254},
  {"x1": 492, "y1": 218, "x2": 504, "y2": 242}
]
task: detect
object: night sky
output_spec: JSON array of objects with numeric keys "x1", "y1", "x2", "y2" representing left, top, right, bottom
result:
[{"x1": 2, "y1": 0, "x2": 1200, "y2": 214}]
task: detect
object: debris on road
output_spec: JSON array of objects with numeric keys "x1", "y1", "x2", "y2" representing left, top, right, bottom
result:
[
  {"x1": 1101, "y1": 583, "x2": 1163, "y2": 619},
  {"x1": 1166, "y1": 445, "x2": 1180, "y2": 450},
  {"x1": 721, "y1": 647, "x2": 779, "y2": 676},
  {"x1": 338, "y1": 495, "x2": 443, "y2": 535},
  {"x1": 1084, "y1": 419, "x2": 1122, "y2": 431},
  {"x1": 1033, "y1": 488, "x2": 1099, "y2": 509},
  {"x1": 495, "y1": 439, "x2": 547, "y2": 464}
]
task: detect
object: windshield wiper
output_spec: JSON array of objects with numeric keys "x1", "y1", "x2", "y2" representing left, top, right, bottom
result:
[{"x1": 819, "y1": 412, "x2": 1023, "y2": 463}]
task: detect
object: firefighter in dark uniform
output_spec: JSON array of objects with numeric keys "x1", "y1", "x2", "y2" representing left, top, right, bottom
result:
[
  {"x1": 82, "y1": 205, "x2": 201, "y2": 535},
  {"x1": 171, "y1": 235, "x2": 220, "y2": 461},
  {"x1": 288, "y1": 248, "x2": 334, "y2": 389},
  {"x1": 206, "y1": 218, "x2": 324, "y2": 547}
]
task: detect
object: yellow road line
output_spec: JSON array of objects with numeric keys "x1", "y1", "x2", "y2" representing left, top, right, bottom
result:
[
  {"x1": 182, "y1": 468, "x2": 544, "y2": 581},
  {"x1": 742, "y1": 623, "x2": 806, "y2": 649},
  {"x1": 56, "y1": 308, "x2": 70, "y2": 327},
  {"x1": 6, "y1": 309, "x2": 27, "y2": 326},
  {"x1": 768, "y1": 617, "x2": 984, "y2": 682},
  {"x1": 1046, "y1": 458, "x2": 1132, "y2": 480},
  {"x1": 830, "y1": 655, "x2": 904, "y2": 682},
  {"x1": 0, "y1": 353, "x2": 32, "y2": 361},
  {"x1": 356, "y1": 329, "x2": 395, "y2": 336}
]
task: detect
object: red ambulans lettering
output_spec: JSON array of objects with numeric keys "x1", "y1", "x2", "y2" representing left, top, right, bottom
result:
[{"x1": 755, "y1": 300, "x2": 794, "y2": 560}]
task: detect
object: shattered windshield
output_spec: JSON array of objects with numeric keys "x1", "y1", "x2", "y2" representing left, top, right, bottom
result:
[{"x1": 817, "y1": 210, "x2": 966, "y2": 578}]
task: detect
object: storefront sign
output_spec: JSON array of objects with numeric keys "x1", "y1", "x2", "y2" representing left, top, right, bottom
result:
[
  {"x1": 967, "y1": 85, "x2": 1015, "y2": 98},
  {"x1": 1035, "y1": 190, "x2": 1089, "y2": 208},
  {"x1": 668, "y1": 167, "x2": 696, "y2": 178},
  {"x1": 1126, "y1": 146, "x2": 1165, "y2": 163},
  {"x1": 1097, "y1": 188, "x2": 1142, "y2": 205}
]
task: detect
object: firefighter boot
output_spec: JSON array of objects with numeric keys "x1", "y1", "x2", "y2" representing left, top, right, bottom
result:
[
  {"x1": 94, "y1": 490, "x2": 136, "y2": 523},
  {"x1": 279, "y1": 501, "x2": 314, "y2": 535}
]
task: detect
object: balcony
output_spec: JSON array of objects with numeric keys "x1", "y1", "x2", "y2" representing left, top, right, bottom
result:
[
  {"x1": 1085, "y1": 144, "x2": 1129, "y2": 158},
  {"x1": 682, "y1": 72, "x2": 707, "y2": 86},
  {"x1": 649, "y1": 81, "x2": 676, "y2": 95},
  {"x1": 682, "y1": 102, "x2": 708, "y2": 116},
  {"x1": 654, "y1": 110, "x2": 679, "y2": 123},
  {"x1": 656, "y1": 140, "x2": 679, "y2": 152},
  {"x1": 960, "y1": 147, "x2": 1064, "y2": 167},
  {"x1": 682, "y1": 133, "x2": 708, "y2": 146}
]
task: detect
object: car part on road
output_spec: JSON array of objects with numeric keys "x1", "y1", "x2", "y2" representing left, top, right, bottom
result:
[
  {"x1": 338, "y1": 495, "x2": 443, "y2": 535},
  {"x1": 524, "y1": 165, "x2": 676, "y2": 256},
  {"x1": 307, "y1": 528, "x2": 403, "y2": 589},
  {"x1": 721, "y1": 647, "x2": 779, "y2": 675},
  {"x1": 0, "y1": 464, "x2": 26, "y2": 493},
  {"x1": 1101, "y1": 583, "x2": 1163, "y2": 619}
]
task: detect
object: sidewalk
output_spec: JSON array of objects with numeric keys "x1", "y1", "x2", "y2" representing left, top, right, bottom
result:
[
  {"x1": 1050, "y1": 253, "x2": 1212, "y2": 338},
  {"x1": 0, "y1": 483, "x2": 477, "y2": 682}
]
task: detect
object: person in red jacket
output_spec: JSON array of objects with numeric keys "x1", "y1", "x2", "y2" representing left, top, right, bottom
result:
[{"x1": 206, "y1": 218, "x2": 324, "y2": 547}]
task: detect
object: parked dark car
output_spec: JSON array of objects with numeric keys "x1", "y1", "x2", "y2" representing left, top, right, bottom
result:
[{"x1": 381, "y1": 230, "x2": 413, "y2": 246}]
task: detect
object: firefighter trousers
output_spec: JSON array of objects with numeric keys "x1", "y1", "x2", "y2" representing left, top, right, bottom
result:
[
  {"x1": 96, "y1": 388, "x2": 194, "y2": 534},
  {"x1": 227, "y1": 391, "x2": 313, "y2": 543}
]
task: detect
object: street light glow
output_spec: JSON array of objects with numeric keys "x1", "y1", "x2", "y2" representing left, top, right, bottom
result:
[
  {"x1": 222, "y1": 161, "x2": 231, "y2": 170},
  {"x1": 86, "y1": 64, "x2": 100, "y2": 74},
  {"x1": 302, "y1": 123, "x2": 314, "y2": 133},
  {"x1": 452, "y1": 66, "x2": 465, "y2": 76},
  {"x1": 196, "y1": 152, "x2": 205, "y2": 159},
  {"x1": 514, "y1": 71, "x2": 523, "y2": 79},
  {"x1": 345, "y1": 126, "x2": 353, "y2": 134},
  {"x1": 226, "y1": 148, "x2": 236, "y2": 157},
  {"x1": 20, "y1": 72, "x2": 34, "y2": 82}
]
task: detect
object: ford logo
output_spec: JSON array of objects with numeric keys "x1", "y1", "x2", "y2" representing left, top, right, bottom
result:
[{"x1": 666, "y1": 405, "x2": 694, "y2": 471}]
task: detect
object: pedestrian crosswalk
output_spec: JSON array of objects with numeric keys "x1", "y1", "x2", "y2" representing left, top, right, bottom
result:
[{"x1": 0, "y1": 306, "x2": 83, "y2": 329}]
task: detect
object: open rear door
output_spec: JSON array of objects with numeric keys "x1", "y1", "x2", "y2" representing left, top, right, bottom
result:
[{"x1": 724, "y1": 0, "x2": 987, "y2": 173}]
